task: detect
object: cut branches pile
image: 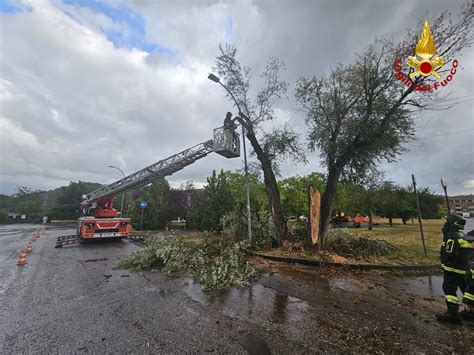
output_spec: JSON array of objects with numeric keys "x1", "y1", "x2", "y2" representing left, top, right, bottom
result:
[
  {"x1": 325, "y1": 228, "x2": 396, "y2": 260},
  {"x1": 119, "y1": 234, "x2": 256, "y2": 290}
]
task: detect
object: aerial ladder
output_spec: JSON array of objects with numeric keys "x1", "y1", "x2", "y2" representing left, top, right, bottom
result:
[{"x1": 56, "y1": 121, "x2": 240, "y2": 247}]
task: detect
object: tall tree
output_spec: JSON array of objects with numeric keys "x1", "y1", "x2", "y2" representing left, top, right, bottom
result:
[
  {"x1": 49, "y1": 181, "x2": 101, "y2": 220},
  {"x1": 188, "y1": 170, "x2": 235, "y2": 233},
  {"x1": 346, "y1": 169, "x2": 385, "y2": 230},
  {"x1": 214, "y1": 45, "x2": 304, "y2": 245},
  {"x1": 295, "y1": 7, "x2": 473, "y2": 247},
  {"x1": 130, "y1": 178, "x2": 170, "y2": 230},
  {"x1": 279, "y1": 173, "x2": 326, "y2": 218},
  {"x1": 396, "y1": 186, "x2": 417, "y2": 225},
  {"x1": 416, "y1": 187, "x2": 444, "y2": 219},
  {"x1": 224, "y1": 171, "x2": 267, "y2": 215},
  {"x1": 377, "y1": 182, "x2": 400, "y2": 227}
]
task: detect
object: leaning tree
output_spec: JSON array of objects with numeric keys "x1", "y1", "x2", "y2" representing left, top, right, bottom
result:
[
  {"x1": 213, "y1": 45, "x2": 304, "y2": 246},
  {"x1": 295, "y1": 3, "x2": 473, "y2": 248}
]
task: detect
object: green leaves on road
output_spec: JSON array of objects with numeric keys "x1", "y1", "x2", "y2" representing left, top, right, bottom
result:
[{"x1": 119, "y1": 234, "x2": 256, "y2": 290}]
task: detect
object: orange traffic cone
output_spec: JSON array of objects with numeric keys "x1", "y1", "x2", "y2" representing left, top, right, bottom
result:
[
  {"x1": 17, "y1": 252, "x2": 28, "y2": 266},
  {"x1": 25, "y1": 242, "x2": 33, "y2": 253}
]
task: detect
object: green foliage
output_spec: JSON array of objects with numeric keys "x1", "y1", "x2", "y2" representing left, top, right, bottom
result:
[
  {"x1": 119, "y1": 234, "x2": 256, "y2": 290},
  {"x1": 0, "y1": 208, "x2": 8, "y2": 224},
  {"x1": 296, "y1": 45, "x2": 415, "y2": 177},
  {"x1": 381, "y1": 185, "x2": 443, "y2": 222},
  {"x1": 259, "y1": 124, "x2": 306, "y2": 175},
  {"x1": 130, "y1": 178, "x2": 170, "y2": 230},
  {"x1": 376, "y1": 183, "x2": 404, "y2": 223},
  {"x1": 334, "y1": 182, "x2": 359, "y2": 215},
  {"x1": 391, "y1": 186, "x2": 416, "y2": 224},
  {"x1": 417, "y1": 187, "x2": 444, "y2": 219},
  {"x1": 224, "y1": 171, "x2": 267, "y2": 213},
  {"x1": 278, "y1": 173, "x2": 325, "y2": 217},
  {"x1": 49, "y1": 181, "x2": 102, "y2": 220},
  {"x1": 0, "y1": 187, "x2": 47, "y2": 223},
  {"x1": 222, "y1": 208, "x2": 275, "y2": 250},
  {"x1": 188, "y1": 170, "x2": 235, "y2": 233},
  {"x1": 0, "y1": 194, "x2": 15, "y2": 213},
  {"x1": 13, "y1": 187, "x2": 45, "y2": 221},
  {"x1": 0, "y1": 182, "x2": 102, "y2": 223},
  {"x1": 334, "y1": 181, "x2": 444, "y2": 224},
  {"x1": 325, "y1": 228, "x2": 396, "y2": 260}
]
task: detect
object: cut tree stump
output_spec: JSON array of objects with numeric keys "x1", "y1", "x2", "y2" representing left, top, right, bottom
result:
[{"x1": 309, "y1": 185, "x2": 321, "y2": 245}]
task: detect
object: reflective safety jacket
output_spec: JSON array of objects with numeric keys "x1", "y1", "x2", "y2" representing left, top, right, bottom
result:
[{"x1": 440, "y1": 230, "x2": 472, "y2": 275}]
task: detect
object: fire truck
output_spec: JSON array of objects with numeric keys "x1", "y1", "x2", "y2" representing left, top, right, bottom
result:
[{"x1": 56, "y1": 121, "x2": 240, "y2": 247}]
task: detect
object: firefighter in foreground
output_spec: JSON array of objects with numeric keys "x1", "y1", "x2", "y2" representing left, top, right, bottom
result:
[
  {"x1": 436, "y1": 214, "x2": 474, "y2": 324},
  {"x1": 463, "y1": 230, "x2": 474, "y2": 320}
]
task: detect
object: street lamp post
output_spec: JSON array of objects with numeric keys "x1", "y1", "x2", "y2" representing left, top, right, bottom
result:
[
  {"x1": 208, "y1": 73, "x2": 253, "y2": 243},
  {"x1": 108, "y1": 165, "x2": 125, "y2": 216},
  {"x1": 441, "y1": 179, "x2": 451, "y2": 213}
]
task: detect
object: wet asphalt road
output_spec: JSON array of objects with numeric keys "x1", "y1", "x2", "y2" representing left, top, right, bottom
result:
[{"x1": 1, "y1": 224, "x2": 473, "y2": 354}]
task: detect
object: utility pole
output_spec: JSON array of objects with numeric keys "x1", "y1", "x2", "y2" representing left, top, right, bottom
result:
[
  {"x1": 412, "y1": 174, "x2": 427, "y2": 256},
  {"x1": 440, "y1": 178, "x2": 451, "y2": 213}
]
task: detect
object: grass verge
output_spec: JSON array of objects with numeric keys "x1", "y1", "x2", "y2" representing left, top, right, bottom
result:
[{"x1": 265, "y1": 219, "x2": 444, "y2": 266}]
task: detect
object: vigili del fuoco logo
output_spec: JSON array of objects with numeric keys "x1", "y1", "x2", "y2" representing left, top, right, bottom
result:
[{"x1": 393, "y1": 21, "x2": 459, "y2": 92}]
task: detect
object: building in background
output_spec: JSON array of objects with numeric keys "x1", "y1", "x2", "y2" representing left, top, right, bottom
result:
[{"x1": 444, "y1": 195, "x2": 474, "y2": 216}]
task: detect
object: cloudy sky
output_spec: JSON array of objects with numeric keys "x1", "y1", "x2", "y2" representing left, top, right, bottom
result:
[{"x1": 0, "y1": 0, "x2": 473, "y2": 197}]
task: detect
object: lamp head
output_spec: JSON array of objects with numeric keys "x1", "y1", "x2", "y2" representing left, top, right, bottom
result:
[{"x1": 207, "y1": 73, "x2": 220, "y2": 83}]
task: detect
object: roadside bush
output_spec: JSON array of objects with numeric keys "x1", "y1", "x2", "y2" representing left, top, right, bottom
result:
[
  {"x1": 221, "y1": 209, "x2": 274, "y2": 250},
  {"x1": 325, "y1": 228, "x2": 396, "y2": 260},
  {"x1": 279, "y1": 221, "x2": 308, "y2": 252},
  {"x1": 119, "y1": 234, "x2": 256, "y2": 290}
]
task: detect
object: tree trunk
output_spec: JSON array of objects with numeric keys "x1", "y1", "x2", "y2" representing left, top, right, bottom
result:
[
  {"x1": 245, "y1": 130, "x2": 287, "y2": 246},
  {"x1": 319, "y1": 165, "x2": 343, "y2": 250},
  {"x1": 368, "y1": 208, "x2": 373, "y2": 231},
  {"x1": 388, "y1": 216, "x2": 393, "y2": 227}
]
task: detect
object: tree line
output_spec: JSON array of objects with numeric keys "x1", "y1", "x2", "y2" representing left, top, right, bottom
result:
[{"x1": 0, "y1": 168, "x2": 445, "y2": 251}]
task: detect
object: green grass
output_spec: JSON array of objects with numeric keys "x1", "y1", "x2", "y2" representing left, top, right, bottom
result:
[
  {"x1": 263, "y1": 219, "x2": 444, "y2": 266},
  {"x1": 346, "y1": 218, "x2": 443, "y2": 265}
]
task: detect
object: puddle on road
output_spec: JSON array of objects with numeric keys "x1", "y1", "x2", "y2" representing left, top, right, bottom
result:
[
  {"x1": 237, "y1": 334, "x2": 271, "y2": 355},
  {"x1": 390, "y1": 275, "x2": 444, "y2": 298},
  {"x1": 183, "y1": 278, "x2": 311, "y2": 324},
  {"x1": 329, "y1": 279, "x2": 360, "y2": 292}
]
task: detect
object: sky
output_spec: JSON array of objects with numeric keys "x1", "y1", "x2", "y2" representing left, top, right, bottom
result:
[{"x1": 0, "y1": 0, "x2": 473, "y2": 197}]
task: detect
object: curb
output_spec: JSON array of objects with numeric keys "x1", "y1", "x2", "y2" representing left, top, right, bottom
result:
[{"x1": 252, "y1": 252, "x2": 440, "y2": 271}]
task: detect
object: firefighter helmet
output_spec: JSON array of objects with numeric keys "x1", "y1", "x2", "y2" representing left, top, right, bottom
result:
[{"x1": 445, "y1": 214, "x2": 466, "y2": 230}]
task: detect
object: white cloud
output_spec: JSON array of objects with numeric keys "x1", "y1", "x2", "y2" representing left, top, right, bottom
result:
[
  {"x1": 0, "y1": 0, "x2": 473, "y2": 197},
  {"x1": 463, "y1": 180, "x2": 474, "y2": 190}
]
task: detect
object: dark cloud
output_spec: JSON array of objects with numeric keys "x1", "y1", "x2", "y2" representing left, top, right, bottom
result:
[{"x1": 0, "y1": 0, "x2": 472, "y2": 196}]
